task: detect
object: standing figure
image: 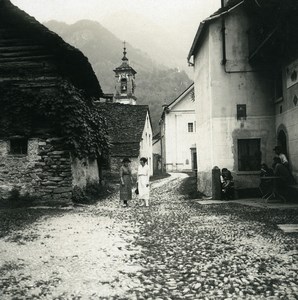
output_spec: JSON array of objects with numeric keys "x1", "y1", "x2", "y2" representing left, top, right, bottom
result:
[
  {"x1": 137, "y1": 157, "x2": 150, "y2": 207},
  {"x1": 120, "y1": 158, "x2": 133, "y2": 207}
]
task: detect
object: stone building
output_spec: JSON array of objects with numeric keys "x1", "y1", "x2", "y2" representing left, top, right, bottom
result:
[
  {"x1": 0, "y1": 0, "x2": 107, "y2": 203},
  {"x1": 187, "y1": 0, "x2": 298, "y2": 196},
  {"x1": 98, "y1": 103, "x2": 153, "y2": 178},
  {"x1": 160, "y1": 84, "x2": 197, "y2": 173}
]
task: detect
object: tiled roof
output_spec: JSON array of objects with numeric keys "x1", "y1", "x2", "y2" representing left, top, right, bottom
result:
[
  {"x1": 0, "y1": 0, "x2": 102, "y2": 97},
  {"x1": 97, "y1": 103, "x2": 150, "y2": 157}
]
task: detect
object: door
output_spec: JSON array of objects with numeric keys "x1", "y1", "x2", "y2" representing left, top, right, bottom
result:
[{"x1": 277, "y1": 130, "x2": 288, "y2": 158}]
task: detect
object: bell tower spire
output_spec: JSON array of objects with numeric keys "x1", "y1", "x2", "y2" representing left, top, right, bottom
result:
[
  {"x1": 113, "y1": 42, "x2": 137, "y2": 105},
  {"x1": 122, "y1": 41, "x2": 128, "y2": 61}
]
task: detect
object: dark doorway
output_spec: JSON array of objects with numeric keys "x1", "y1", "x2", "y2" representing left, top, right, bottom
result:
[
  {"x1": 277, "y1": 130, "x2": 288, "y2": 158},
  {"x1": 191, "y1": 150, "x2": 197, "y2": 171}
]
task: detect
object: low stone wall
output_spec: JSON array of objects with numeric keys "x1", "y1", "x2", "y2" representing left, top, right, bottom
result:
[{"x1": 0, "y1": 137, "x2": 72, "y2": 203}]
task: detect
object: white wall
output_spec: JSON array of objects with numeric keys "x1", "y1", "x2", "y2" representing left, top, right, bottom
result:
[
  {"x1": 164, "y1": 87, "x2": 196, "y2": 172},
  {"x1": 139, "y1": 111, "x2": 153, "y2": 175},
  {"x1": 193, "y1": 8, "x2": 276, "y2": 195}
]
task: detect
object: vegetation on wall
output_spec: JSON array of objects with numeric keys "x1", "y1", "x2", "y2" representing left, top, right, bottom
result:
[{"x1": 0, "y1": 81, "x2": 110, "y2": 158}]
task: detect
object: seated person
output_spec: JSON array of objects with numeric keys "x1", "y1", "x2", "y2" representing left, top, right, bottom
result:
[
  {"x1": 260, "y1": 163, "x2": 274, "y2": 177},
  {"x1": 272, "y1": 157, "x2": 295, "y2": 199},
  {"x1": 273, "y1": 146, "x2": 296, "y2": 184},
  {"x1": 221, "y1": 168, "x2": 234, "y2": 200}
]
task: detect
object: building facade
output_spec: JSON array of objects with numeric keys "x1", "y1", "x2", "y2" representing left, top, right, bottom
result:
[
  {"x1": 188, "y1": 0, "x2": 298, "y2": 196},
  {"x1": 0, "y1": 0, "x2": 105, "y2": 203},
  {"x1": 160, "y1": 84, "x2": 197, "y2": 173}
]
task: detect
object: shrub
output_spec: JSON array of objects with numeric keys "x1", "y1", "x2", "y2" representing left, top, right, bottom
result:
[
  {"x1": 72, "y1": 181, "x2": 114, "y2": 204},
  {"x1": 71, "y1": 186, "x2": 88, "y2": 204}
]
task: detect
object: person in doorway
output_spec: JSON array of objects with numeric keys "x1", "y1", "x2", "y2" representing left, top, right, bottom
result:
[
  {"x1": 273, "y1": 146, "x2": 289, "y2": 167},
  {"x1": 120, "y1": 158, "x2": 133, "y2": 207},
  {"x1": 137, "y1": 157, "x2": 150, "y2": 207}
]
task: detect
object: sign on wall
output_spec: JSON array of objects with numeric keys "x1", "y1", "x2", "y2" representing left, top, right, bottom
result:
[{"x1": 286, "y1": 60, "x2": 298, "y2": 88}]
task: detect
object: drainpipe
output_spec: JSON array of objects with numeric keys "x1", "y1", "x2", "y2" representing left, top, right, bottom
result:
[
  {"x1": 220, "y1": 0, "x2": 269, "y2": 74},
  {"x1": 221, "y1": 0, "x2": 227, "y2": 66}
]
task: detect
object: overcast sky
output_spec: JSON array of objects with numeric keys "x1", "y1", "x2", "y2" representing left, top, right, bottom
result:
[{"x1": 11, "y1": 0, "x2": 220, "y2": 43}]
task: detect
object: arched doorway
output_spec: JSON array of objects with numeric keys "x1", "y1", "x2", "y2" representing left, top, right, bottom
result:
[{"x1": 277, "y1": 129, "x2": 288, "y2": 158}]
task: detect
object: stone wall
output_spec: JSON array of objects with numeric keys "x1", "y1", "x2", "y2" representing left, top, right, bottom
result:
[{"x1": 0, "y1": 137, "x2": 73, "y2": 203}]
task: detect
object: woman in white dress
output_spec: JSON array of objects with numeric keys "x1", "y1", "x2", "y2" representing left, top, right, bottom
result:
[{"x1": 137, "y1": 157, "x2": 150, "y2": 207}]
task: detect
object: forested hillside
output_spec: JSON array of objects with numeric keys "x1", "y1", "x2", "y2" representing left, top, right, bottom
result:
[{"x1": 44, "y1": 20, "x2": 192, "y2": 133}]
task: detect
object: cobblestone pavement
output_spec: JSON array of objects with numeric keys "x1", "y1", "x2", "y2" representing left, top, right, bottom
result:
[{"x1": 0, "y1": 174, "x2": 297, "y2": 300}]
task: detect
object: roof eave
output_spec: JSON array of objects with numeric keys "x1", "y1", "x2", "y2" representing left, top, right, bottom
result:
[
  {"x1": 187, "y1": 0, "x2": 245, "y2": 63},
  {"x1": 187, "y1": 22, "x2": 206, "y2": 62},
  {"x1": 167, "y1": 83, "x2": 194, "y2": 109}
]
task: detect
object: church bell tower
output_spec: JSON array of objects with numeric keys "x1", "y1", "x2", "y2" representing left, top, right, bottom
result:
[{"x1": 113, "y1": 42, "x2": 137, "y2": 105}]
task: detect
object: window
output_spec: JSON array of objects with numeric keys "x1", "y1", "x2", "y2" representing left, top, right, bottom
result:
[
  {"x1": 188, "y1": 122, "x2": 194, "y2": 132},
  {"x1": 10, "y1": 138, "x2": 28, "y2": 155},
  {"x1": 121, "y1": 78, "x2": 127, "y2": 93},
  {"x1": 237, "y1": 104, "x2": 247, "y2": 120},
  {"x1": 238, "y1": 139, "x2": 261, "y2": 171}
]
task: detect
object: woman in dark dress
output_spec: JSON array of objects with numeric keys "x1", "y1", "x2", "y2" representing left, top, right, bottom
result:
[{"x1": 120, "y1": 158, "x2": 133, "y2": 207}]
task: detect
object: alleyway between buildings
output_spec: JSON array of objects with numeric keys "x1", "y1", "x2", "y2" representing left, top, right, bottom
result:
[{"x1": 0, "y1": 174, "x2": 297, "y2": 300}]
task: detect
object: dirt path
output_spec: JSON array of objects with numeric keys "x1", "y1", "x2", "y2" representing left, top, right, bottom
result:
[
  {"x1": 0, "y1": 174, "x2": 186, "y2": 300},
  {"x1": 0, "y1": 173, "x2": 297, "y2": 300}
]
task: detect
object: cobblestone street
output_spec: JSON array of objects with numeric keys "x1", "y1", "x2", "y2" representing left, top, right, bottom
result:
[{"x1": 0, "y1": 174, "x2": 297, "y2": 300}]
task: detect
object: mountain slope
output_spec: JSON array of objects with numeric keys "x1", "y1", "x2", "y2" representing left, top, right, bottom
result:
[
  {"x1": 101, "y1": 11, "x2": 188, "y2": 71},
  {"x1": 44, "y1": 20, "x2": 192, "y2": 133}
]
